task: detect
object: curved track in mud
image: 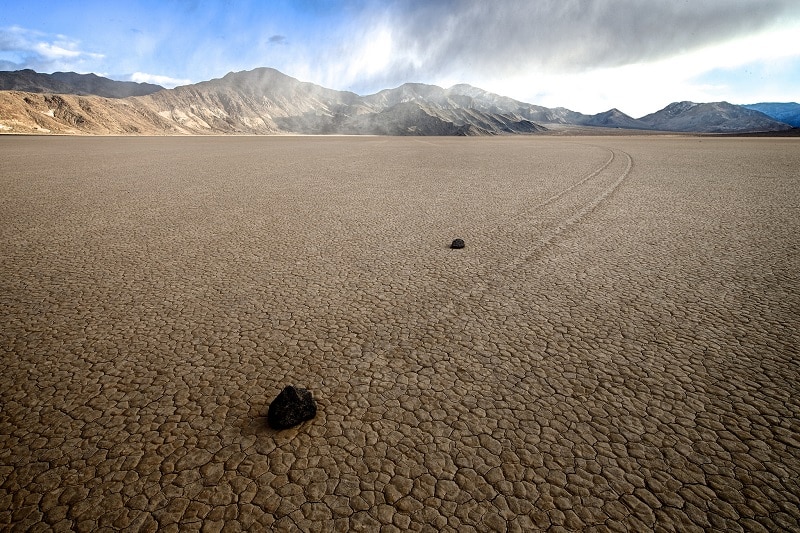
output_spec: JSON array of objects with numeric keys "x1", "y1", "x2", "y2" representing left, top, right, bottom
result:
[
  {"x1": 456, "y1": 144, "x2": 634, "y2": 280},
  {"x1": 526, "y1": 146, "x2": 634, "y2": 259}
]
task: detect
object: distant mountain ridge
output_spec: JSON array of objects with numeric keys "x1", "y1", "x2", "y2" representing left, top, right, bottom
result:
[
  {"x1": 0, "y1": 67, "x2": 793, "y2": 135},
  {"x1": 742, "y1": 102, "x2": 800, "y2": 127},
  {"x1": 0, "y1": 69, "x2": 165, "y2": 98},
  {"x1": 637, "y1": 101, "x2": 791, "y2": 133}
]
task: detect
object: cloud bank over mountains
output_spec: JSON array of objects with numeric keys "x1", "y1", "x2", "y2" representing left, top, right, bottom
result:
[
  {"x1": 353, "y1": 0, "x2": 797, "y2": 76},
  {"x1": 299, "y1": 0, "x2": 800, "y2": 115},
  {"x1": 1, "y1": 0, "x2": 798, "y2": 115},
  {"x1": 129, "y1": 72, "x2": 192, "y2": 88}
]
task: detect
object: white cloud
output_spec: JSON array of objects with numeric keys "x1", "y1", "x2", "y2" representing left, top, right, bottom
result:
[
  {"x1": 471, "y1": 19, "x2": 800, "y2": 116},
  {"x1": 34, "y1": 42, "x2": 81, "y2": 59},
  {"x1": 35, "y1": 42, "x2": 103, "y2": 60},
  {"x1": 318, "y1": 26, "x2": 396, "y2": 89},
  {"x1": 130, "y1": 72, "x2": 192, "y2": 88},
  {"x1": 0, "y1": 25, "x2": 105, "y2": 72}
]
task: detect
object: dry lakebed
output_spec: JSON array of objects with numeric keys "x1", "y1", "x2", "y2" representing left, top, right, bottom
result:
[{"x1": 1, "y1": 135, "x2": 798, "y2": 531}]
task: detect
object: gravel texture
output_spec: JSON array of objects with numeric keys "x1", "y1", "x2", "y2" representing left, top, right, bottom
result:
[{"x1": 1, "y1": 135, "x2": 798, "y2": 532}]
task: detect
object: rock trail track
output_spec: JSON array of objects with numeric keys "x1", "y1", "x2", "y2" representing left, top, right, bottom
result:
[
  {"x1": 1, "y1": 135, "x2": 798, "y2": 532},
  {"x1": 470, "y1": 144, "x2": 633, "y2": 272}
]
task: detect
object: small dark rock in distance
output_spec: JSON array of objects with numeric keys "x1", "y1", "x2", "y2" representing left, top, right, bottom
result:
[
  {"x1": 268, "y1": 385, "x2": 317, "y2": 429},
  {"x1": 450, "y1": 238, "x2": 465, "y2": 249}
]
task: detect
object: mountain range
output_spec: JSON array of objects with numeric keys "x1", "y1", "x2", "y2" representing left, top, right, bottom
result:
[
  {"x1": 0, "y1": 67, "x2": 795, "y2": 135},
  {"x1": 0, "y1": 69, "x2": 164, "y2": 99},
  {"x1": 742, "y1": 102, "x2": 800, "y2": 127}
]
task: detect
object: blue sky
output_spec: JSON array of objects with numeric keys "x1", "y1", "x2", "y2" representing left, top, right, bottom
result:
[{"x1": 1, "y1": 0, "x2": 798, "y2": 117}]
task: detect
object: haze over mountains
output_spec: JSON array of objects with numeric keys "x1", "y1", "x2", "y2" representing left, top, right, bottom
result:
[{"x1": 0, "y1": 68, "x2": 795, "y2": 135}]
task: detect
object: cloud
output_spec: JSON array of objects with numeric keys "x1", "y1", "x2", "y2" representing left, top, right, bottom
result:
[
  {"x1": 130, "y1": 72, "x2": 192, "y2": 88},
  {"x1": 476, "y1": 22, "x2": 800, "y2": 116},
  {"x1": 2, "y1": 1, "x2": 797, "y2": 114},
  {"x1": 301, "y1": 2, "x2": 794, "y2": 82},
  {"x1": 0, "y1": 25, "x2": 105, "y2": 72},
  {"x1": 363, "y1": 0, "x2": 800, "y2": 78},
  {"x1": 35, "y1": 42, "x2": 104, "y2": 60},
  {"x1": 287, "y1": 0, "x2": 800, "y2": 113}
]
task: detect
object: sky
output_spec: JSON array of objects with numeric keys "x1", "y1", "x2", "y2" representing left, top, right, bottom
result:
[{"x1": 1, "y1": 0, "x2": 798, "y2": 117}]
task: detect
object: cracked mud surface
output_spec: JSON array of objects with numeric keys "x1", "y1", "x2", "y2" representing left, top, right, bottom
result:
[{"x1": 1, "y1": 136, "x2": 798, "y2": 531}]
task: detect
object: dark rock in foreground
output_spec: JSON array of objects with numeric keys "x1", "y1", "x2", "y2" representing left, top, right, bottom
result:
[
  {"x1": 450, "y1": 238, "x2": 465, "y2": 249},
  {"x1": 268, "y1": 385, "x2": 317, "y2": 429}
]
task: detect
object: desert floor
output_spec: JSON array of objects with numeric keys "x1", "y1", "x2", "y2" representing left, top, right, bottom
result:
[{"x1": 1, "y1": 135, "x2": 798, "y2": 532}]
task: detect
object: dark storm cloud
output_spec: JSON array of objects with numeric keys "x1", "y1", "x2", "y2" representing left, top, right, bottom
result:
[{"x1": 372, "y1": 0, "x2": 800, "y2": 77}]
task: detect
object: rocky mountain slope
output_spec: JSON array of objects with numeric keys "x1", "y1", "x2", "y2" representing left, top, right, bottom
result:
[
  {"x1": 0, "y1": 91, "x2": 178, "y2": 134},
  {"x1": 0, "y1": 68, "x2": 793, "y2": 135},
  {"x1": 0, "y1": 68, "x2": 549, "y2": 135},
  {"x1": 142, "y1": 69, "x2": 547, "y2": 135}
]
